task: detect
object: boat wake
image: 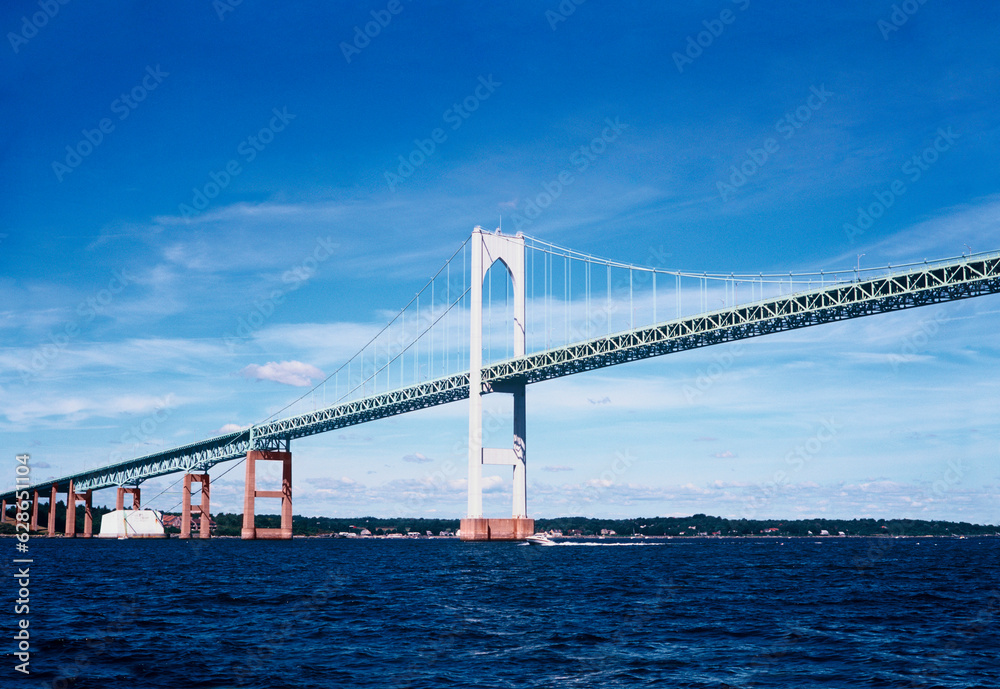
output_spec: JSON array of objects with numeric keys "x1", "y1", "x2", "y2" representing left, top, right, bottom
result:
[{"x1": 521, "y1": 540, "x2": 665, "y2": 547}]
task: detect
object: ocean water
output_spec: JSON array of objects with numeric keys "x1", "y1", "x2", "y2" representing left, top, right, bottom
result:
[{"x1": 7, "y1": 537, "x2": 998, "y2": 688}]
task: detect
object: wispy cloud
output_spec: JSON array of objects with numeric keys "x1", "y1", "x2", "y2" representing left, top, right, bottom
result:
[
  {"x1": 216, "y1": 423, "x2": 250, "y2": 434},
  {"x1": 240, "y1": 361, "x2": 324, "y2": 387},
  {"x1": 1, "y1": 393, "x2": 177, "y2": 426}
]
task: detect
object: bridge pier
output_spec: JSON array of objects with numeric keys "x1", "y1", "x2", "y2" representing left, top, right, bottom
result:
[
  {"x1": 65, "y1": 483, "x2": 74, "y2": 536},
  {"x1": 116, "y1": 486, "x2": 141, "y2": 511},
  {"x1": 0, "y1": 498, "x2": 12, "y2": 525},
  {"x1": 180, "y1": 474, "x2": 211, "y2": 539},
  {"x1": 461, "y1": 228, "x2": 534, "y2": 541},
  {"x1": 15, "y1": 495, "x2": 27, "y2": 528},
  {"x1": 48, "y1": 486, "x2": 57, "y2": 536},
  {"x1": 241, "y1": 450, "x2": 292, "y2": 540},
  {"x1": 30, "y1": 490, "x2": 39, "y2": 531},
  {"x1": 66, "y1": 482, "x2": 93, "y2": 538}
]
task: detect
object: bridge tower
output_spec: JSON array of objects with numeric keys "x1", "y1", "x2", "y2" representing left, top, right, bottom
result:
[{"x1": 460, "y1": 228, "x2": 534, "y2": 541}]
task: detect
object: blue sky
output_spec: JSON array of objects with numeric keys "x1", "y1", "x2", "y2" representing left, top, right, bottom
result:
[{"x1": 2, "y1": 1, "x2": 999, "y2": 522}]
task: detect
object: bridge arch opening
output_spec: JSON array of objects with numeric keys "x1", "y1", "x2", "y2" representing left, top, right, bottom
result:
[
  {"x1": 481, "y1": 258, "x2": 518, "y2": 516},
  {"x1": 483, "y1": 257, "x2": 518, "y2": 367}
]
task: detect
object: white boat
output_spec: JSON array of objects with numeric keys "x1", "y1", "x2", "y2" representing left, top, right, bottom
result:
[{"x1": 526, "y1": 533, "x2": 557, "y2": 546}]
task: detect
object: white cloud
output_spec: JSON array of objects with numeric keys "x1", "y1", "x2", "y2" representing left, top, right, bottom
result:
[
  {"x1": 403, "y1": 453, "x2": 433, "y2": 463},
  {"x1": 240, "y1": 361, "x2": 324, "y2": 387},
  {"x1": 833, "y1": 194, "x2": 1000, "y2": 265},
  {"x1": 2, "y1": 393, "x2": 177, "y2": 426}
]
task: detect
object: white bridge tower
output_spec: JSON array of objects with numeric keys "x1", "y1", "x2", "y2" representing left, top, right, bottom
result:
[{"x1": 460, "y1": 228, "x2": 534, "y2": 541}]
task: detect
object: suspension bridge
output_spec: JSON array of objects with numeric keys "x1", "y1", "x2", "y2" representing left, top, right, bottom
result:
[{"x1": 4, "y1": 228, "x2": 999, "y2": 540}]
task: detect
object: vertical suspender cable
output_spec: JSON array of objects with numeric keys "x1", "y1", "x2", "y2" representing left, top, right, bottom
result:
[
  {"x1": 414, "y1": 294, "x2": 419, "y2": 382},
  {"x1": 566, "y1": 254, "x2": 570, "y2": 345},
  {"x1": 653, "y1": 271, "x2": 657, "y2": 324},
  {"x1": 431, "y1": 275, "x2": 435, "y2": 378},
  {"x1": 488, "y1": 267, "x2": 492, "y2": 365},
  {"x1": 446, "y1": 262, "x2": 450, "y2": 376},
  {"x1": 676, "y1": 274, "x2": 681, "y2": 319},
  {"x1": 607, "y1": 262, "x2": 611, "y2": 336},
  {"x1": 464, "y1": 246, "x2": 467, "y2": 372}
]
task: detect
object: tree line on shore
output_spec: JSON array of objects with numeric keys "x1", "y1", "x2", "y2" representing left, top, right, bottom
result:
[
  {"x1": 2, "y1": 506, "x2": 996, "y2": 537},
  {"x1": 181, "y1": 513, "x2": 1000, "y2": 537}
]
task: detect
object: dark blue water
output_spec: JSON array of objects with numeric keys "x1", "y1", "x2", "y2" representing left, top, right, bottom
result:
[{"x1": 6, "y1": 537, "x2": 998, "y2": 688}]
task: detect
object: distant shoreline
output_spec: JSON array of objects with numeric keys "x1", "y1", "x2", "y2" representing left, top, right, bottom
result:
[
  {"x1": 7, "y1": 532, "x2": 1000, "y2": 541},
  {"x1": 5, "y1": 512, "x2": 998, "y2": 539}
]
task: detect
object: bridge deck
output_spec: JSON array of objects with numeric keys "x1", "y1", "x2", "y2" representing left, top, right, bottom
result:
[{"x1": 5, "y1": 253, "x2": 999, "y2": 499}]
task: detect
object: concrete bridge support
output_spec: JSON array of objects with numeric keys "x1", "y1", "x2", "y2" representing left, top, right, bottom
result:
[
  {"x1": 30, "y1": 490, "x2": 39, "y2": 532},
  {"x1": 180, "y1": 474, "x2": 211, "y2": 539},
  {"x1": 66, "y1": 481, "x2": 93, "y2": 538},
  {"x1": 48, "y1": 486, "x2": 57, "y2": 536},
  {"x1": 14, "y1": 496, "x2": 27, "y2": 529},
  {"x1": 0, "y1": 499, "x2": 12, "y2": 525},
  {"x1": 241, "y1": 450, "x2": 292, "y2": 540},
  {"x1": 116, "y1": 486, "x2": 141, "y2": 511},
  {"x1": 461, "y1": 228, "x2": 534, "y2": 541}
]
